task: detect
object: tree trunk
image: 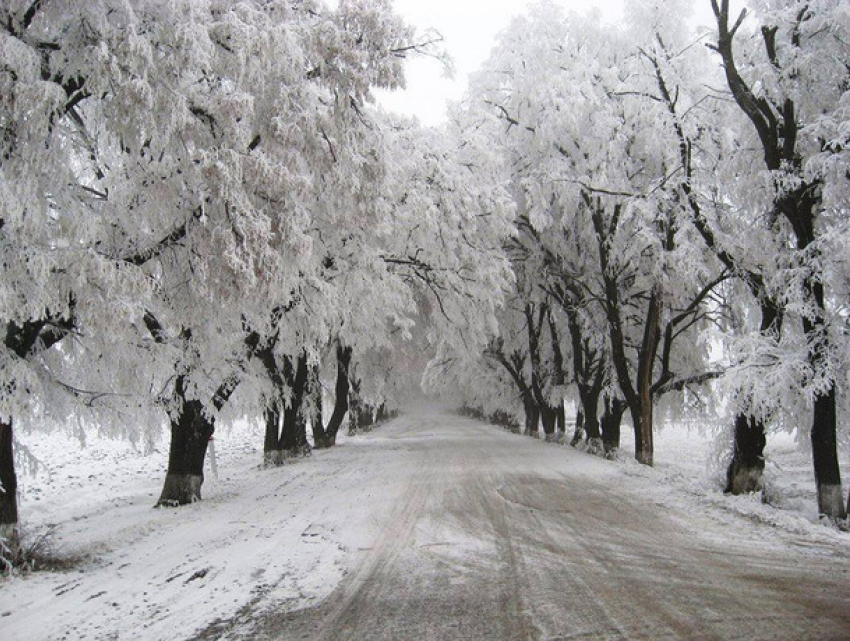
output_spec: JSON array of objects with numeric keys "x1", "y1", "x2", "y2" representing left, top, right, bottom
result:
[
  {"x1": 309, "y1": 363, "x2": 329, "y2": 449},
  {"x1": 540, "y1": 405, "x2": 557, "y2": 441},
  {"x1": 359, "y1": 403, "x2": 375, "y2": 431},
  {"x1": 601, "y1": 396, "x2": 625, "y2": 454},
  {"x1": 633, "y1": 286, "x2": 663, "y2": 466},
  {"x1": 570, "y1": 408, "x2": 585, "y2": 447},
  {"x1": 523, "y1": 394, "x2": 539, "y2": 437},
  {"x1": 279, "y1": 354, "x2": 310, "y2": 458},
  {"x1": 0, "y1": 417, "x2": 19, "y2": 547},
  {"x1": 802, "y1": 279, "x2": 845, "y2": 519},
  {"x1": 525, "y1": 303, "x2": 556, "y2": 439},
  {"x1": 811, "y1": 385, "x2": 844, "y2": 518},
  {"x1": 324, "y1": 344, "x2": 351, "y2": 446},
  {"x1": 263, "y1": 402, "x2": 282, "y2": 466},
  {"x1": 725, "y1": 414, "x2": 766, "y2": 494},
  {"x1": 547, "y1": 310, "x2": 566, "y2": 440},
  {"x1": 349, "y1": 377, "x2": 374, "y2": 434},
  {"x1": 156, "y1": 379, "x2": 214, "y2": 507},
  {"x1": 725, "y1": 300, "x2": 779, "y2": 495},
  {"x1": 578, "y1": 386, "x2": 603, "y2": 453},
  {"x1": 348, "y1": 378, "x2": 362, "y2": 435}
]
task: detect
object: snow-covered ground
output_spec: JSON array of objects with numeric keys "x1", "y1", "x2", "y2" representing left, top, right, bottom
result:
[{"x1": 2, "y1": 411, "x2": 848, "y2": 640}]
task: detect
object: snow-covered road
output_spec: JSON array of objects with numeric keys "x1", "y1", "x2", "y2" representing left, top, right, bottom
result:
[
  {"x1": 200, "y1": 412, "x2": 850, "y2": 640},
  {"x1": 5, "y1": 410, "x2": 850, "y2": 640}
]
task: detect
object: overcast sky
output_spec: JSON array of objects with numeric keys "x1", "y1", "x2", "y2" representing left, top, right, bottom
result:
[{"x1": 374, "y1": 0, "x2": 715, "y2": 125}]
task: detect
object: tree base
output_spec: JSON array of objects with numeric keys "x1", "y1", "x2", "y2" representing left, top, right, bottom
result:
[
  {"x1": 264, "y1": 450, "x2": 283, "y2": 467},
  {"x1": 264, "y1": 446, "x2": 313, "y2": 466},
  {"x1": 817, "y1": 484, "x2": 847, "y2": 520},
  {"x1": 156, "y1": 474, "x2": 203, "y2": 507},
  {"x1": 584, "y1": 437, "x2": 603, "y2": 456},
  {"x1": 635, "y1": 449, "x2": 653, "y2": 466},
  {"x1": 603, "y1": 446, "x2": 619, "y2": 461},
  {"x1": 725, "y1": 463, "x2": 764, "y2": 495},
  {"x1": 1, "y1": 522, "x2": 19, "y2": 554}
]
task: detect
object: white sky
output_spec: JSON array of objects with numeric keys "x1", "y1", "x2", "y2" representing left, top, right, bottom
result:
[{"x1": 374, "y1": 0, "x2": 715, "y2": 126}]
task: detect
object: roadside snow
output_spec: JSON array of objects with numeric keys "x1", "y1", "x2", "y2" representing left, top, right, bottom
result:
[
  {"x1": 616, "y1": 423, "x2": 850, "y2": 548},
  {"x1": 2, "y1": 423, "x2": 367, "y2": 641}
]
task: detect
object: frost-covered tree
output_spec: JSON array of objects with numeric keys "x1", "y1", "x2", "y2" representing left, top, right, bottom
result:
[
  {"x1": 464, "y1": 2, "x2": 726, "y2": 465},
  {"x1": 707, "y1": 0, "x2": 849, "y2": 518},
  {"x1": 0, "y1": 0, "x2": 439, "y2": 527}
]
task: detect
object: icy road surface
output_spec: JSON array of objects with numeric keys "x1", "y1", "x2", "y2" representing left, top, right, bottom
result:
[{"x1": 202, "y1": 412, "x2": 850, "y2": 641}]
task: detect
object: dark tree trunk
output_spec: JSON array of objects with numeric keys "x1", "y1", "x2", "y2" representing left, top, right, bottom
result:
[
  {"x1": 2, "y1": 314, "x2": 74, "y2": 535},
  {"x1": 632, "y1": 286, "x2": 663, "y2": 466},
  {"x1": 309, "y1": 362, "x2": 330, "y2": 449},
  {"x1": 801, "y1": 277, "x2": 844, "y2": 518},
  {"x1": 556, "y1": 403, "x2": 565, "y2": 436},
  {"x1": 725, "y1": 414, "x2": 766, "y2": 494},
  {"x1": 0, "y1": 418, "x2": 19, "y2": 544},
  {"x1": 726, "y1": 300, "x2": 780, "y2": 494},
  {"x1": 570, "y1": 408, "x2": 585, "y2": 447},
  {"x1": 540, "y1": 405, "x2": 557, "y2": 440},
  {"x1": 359, "y1": 403, "x2": 375, "y2": 431},
  {"x1": 325, "y1": 344, "x2": 351, "y2": 446},
  {"x1": 279, "y1": 353, "x2": 310, "y2": 457},
  {"x1": 601, "y1": 396, "x2": 626, "y2": 454},
  {"x1": 547, "y1": 310, "x2": 566, "y2": 439},
  {"x1": 578, "y1": 386, "x2": 603, "y2": 453},
  {"x1": 348, "y1": 377, "x2": 374, "y2": 435},
  {"x1": 526, "y1": 303, "x2": 558, "y2": 441},
  {"x1": 595, "y1": 203, "x2": 658, "y2": 467},
  {"x1": 811, "y1": 385, "x2": 843, "y2": 517},
  {"x1": 156, "y1": 378, "x2": 214, "y2": 507},
  {"x1": 523, "y1": 393, "x2": 539, "y2": 437},
  {"x1": 263, "y1": 402, "x2": 282, "y2": 466},
  {"x1": 487, "y1": 346, "x2": 532, "y2": 436},
  {"x1": 375, "y1": 403, "x2": 388, "y2": 424}
]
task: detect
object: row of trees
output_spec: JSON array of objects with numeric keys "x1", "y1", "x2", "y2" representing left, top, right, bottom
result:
[
  {"x1": 2, "y1": 0, "x2": 848, "y2": 564},
  {"x1": 427, "y1": 0, "x2": 850, "y2": 520},
  {"x1": 0, "y1": 0, "x2": 515, "y2": 553}
]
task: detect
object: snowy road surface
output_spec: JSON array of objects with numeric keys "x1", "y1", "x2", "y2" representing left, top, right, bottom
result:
[
  {"x1": 5, "y1": 411, "x2": 850, "y2": 640},
  {"x1": 200, "y1": 412, "x2": 850, "y2": 641}
]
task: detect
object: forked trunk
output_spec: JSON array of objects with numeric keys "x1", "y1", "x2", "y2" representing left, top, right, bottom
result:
[
  {"x1": 725, "y1": 414, "x2": 766, "y2": 494},
  {"x1": 309, "y1": 364, "x2": 329, "y2": 449},
  {"x1": 279, "y1": 354, "x2": 310, "y2": 458},
  {"x1": 348, "y1": 378, "x2": 374, "y2": 435},
  {"x1": 263, "y1": 403, "x2": 282, "y2": 466},
  {"x1": 324, "y1": 344, "x2": 351, "y2": 446},
  {"x1": 601, "y1": 397, "x2": 625, "y2": 454},
  {"x1": 570, "y1": 408, "x2": 585, "y2": 447},
  {"x1": 523, "y1": 394, "x2": 539, "y2": 437},
  {"x1": 0, "y1": 418, "x2": 19, "y2": 546},
  {"x1": 156, "y1": 386, "x2": 213, "y2": 507},
  {"x1": 579, "y1": 386, "x2": 603, "y2": 453}
]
